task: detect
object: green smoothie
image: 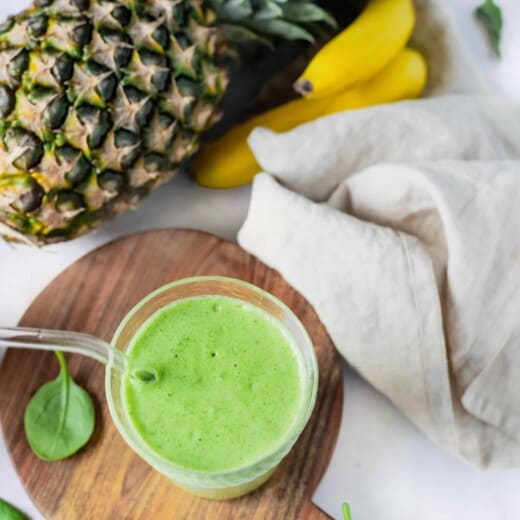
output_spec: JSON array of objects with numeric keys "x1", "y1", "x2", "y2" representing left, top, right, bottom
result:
[{"x1": 123, "y1": 295, "x2": 304, "y2": 472}]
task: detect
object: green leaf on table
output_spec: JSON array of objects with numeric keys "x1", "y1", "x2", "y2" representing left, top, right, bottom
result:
[
  {"x1": 475, "y1": 0, "x2": 503, "y2": 57},
  {"x1": 24, "y1": 351, "x2": 95, "y2": 461},
  {"x1": 0, "y1": 498, "x2": 27, "y2": 520}
]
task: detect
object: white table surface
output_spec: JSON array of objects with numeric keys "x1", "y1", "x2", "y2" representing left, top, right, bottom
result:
[{"x1": 1, "y1": 1, "x2": 519, "y2": 519}]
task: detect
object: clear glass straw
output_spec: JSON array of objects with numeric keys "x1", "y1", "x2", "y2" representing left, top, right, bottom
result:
[{"x1": 0, "y1": 326, "x2": 127, "y2": 372}]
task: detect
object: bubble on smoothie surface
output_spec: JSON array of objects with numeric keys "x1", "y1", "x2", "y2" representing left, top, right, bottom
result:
[{"x1": 132, "y1": 368, "x2": 158, "y2": 383}]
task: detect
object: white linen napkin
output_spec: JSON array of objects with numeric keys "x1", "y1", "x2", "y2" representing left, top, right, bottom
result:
[{"x1": 238, "y1": 95, "x2": 520, "y2": 468}]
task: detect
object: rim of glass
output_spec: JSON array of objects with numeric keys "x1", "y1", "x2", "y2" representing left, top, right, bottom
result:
[{"x1": 106, "y1": 275, "x2": 319, "y2": 484}]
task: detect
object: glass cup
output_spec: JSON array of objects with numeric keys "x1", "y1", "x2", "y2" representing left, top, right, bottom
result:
[{"x1": 107, "y1": 276, "x2": 318, "y2": 500}]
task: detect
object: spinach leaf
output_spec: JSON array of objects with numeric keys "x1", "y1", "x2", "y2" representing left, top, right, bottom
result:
[
  {"x1": 476, "y1": 0, "x2": 503, "y2": 57},
  {"x1": 24, "y1": 352, "x2": 95, "y2": 461},
  {"x1": 0, "y1": 498, "x2": 27, "y2": 520}
]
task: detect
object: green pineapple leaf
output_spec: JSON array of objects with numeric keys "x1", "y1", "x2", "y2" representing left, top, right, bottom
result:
[
  {"x1": 281, "y1": 3, "x2": 338, "y2": 28},
  {"x1": 246, "y1": 18, "x2": 315, "y2": 42},
  {"x1": 221, "y1": 23, "x2": 274, "y2": 48},
  {"x1": 254, "y1": 1, "x2": 284, "y2": 20},
  {"x1": 218, "y1": 0, "x2": 254, "y2": 20}
]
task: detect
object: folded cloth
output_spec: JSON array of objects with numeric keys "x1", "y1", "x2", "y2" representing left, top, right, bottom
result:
[{"x1": 238, "y1": 95, "x2": 520, "y2": 468}]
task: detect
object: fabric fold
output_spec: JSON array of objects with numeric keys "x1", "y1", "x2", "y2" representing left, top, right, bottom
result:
[
  {"x1": 239, "y1": 174, "x2": 457, "y2": 449},
  {"x1": 238, "y1": 96, "x2": 520, "y2": 467},
  {"x1": 247, "y1": 96, "x2": 520, "y2": 201}
]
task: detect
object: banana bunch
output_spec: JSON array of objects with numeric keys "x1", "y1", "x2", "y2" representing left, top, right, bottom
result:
[{"x1": 195, "y1": 0, "x2": 426, "y2": 189}]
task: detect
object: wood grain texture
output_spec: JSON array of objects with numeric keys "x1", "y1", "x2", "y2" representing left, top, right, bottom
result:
[{"x1": 0, "y1": 230, "x2": 342, "y2": 520}]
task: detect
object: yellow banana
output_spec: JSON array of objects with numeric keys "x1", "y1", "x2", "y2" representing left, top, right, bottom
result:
[
  {"x1": 194, "y1": 48, "x2": 427, "y2": 189},
  {"x1": 294, "y1": 0, "x2": 415, "y2": 100}
]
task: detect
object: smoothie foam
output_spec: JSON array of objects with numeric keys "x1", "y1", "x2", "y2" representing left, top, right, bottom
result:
[{"x1": 123, "y1": 295, "x2": 304, "y2": 472}]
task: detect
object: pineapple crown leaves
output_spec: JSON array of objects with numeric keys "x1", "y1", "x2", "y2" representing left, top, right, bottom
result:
[{"x1": 207, "y1": 0, "x2": 337, "y2": 46}]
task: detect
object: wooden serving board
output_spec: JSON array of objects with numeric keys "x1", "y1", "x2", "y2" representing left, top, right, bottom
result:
[{"x1": 0, "y1": 230, "x2": 343, "y2": 520}]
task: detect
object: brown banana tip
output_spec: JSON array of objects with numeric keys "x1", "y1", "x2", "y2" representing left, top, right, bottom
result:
[{"x1": 293, "y1": 79, "x2": 313, "y2": 96}]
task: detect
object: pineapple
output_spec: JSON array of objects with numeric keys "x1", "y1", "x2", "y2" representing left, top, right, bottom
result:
[{"x1": 0, "y1": 0, "x2": 333, "y2": 244}]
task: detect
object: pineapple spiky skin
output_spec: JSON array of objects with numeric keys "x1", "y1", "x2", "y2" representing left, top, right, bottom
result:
[{"x1": 0, "y1": 0, "x2": 332, "y2": 245}]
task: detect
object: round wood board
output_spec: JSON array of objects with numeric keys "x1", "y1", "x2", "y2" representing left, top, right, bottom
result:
[{"x1": 0, "y1": 229, "x2": 343, "y2": 520}]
